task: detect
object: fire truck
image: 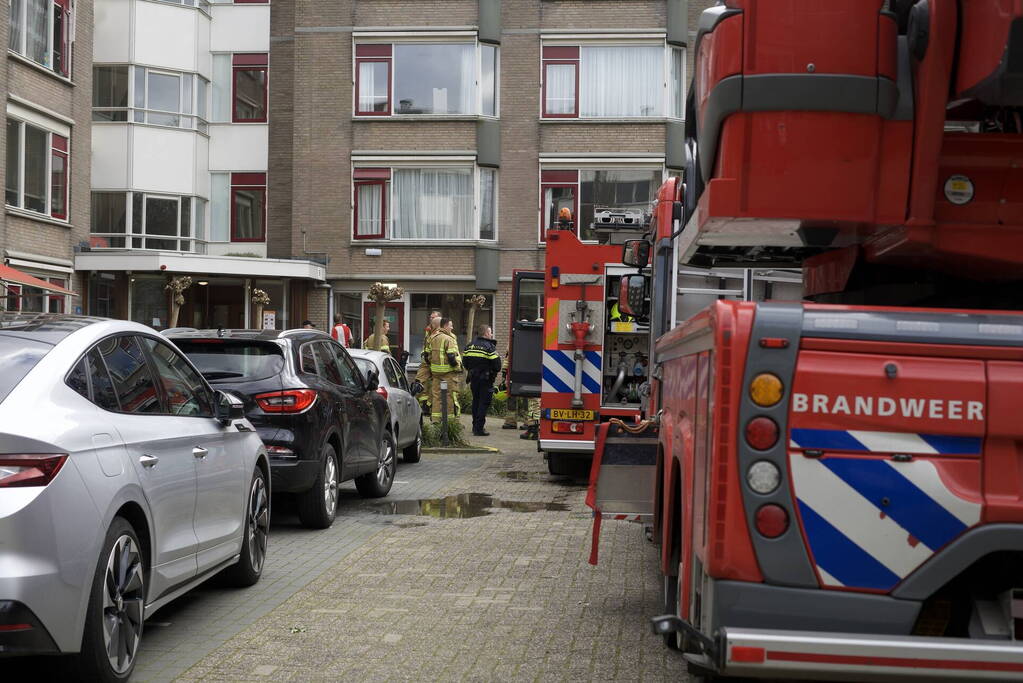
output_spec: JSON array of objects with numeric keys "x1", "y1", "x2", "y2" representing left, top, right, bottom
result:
[{"x1": 581, "y1": 1, "x2": 1023, "y2": 680}]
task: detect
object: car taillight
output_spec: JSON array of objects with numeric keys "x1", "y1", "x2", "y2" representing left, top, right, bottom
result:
[
  {"x1": 254, "y1": 389, "x2": 317, "y2": 413},
  {"x1": 755, "y1": 504, "x2": 789, "y2": 538},
  {"x1": 0, "y1": 454, "x2": 68, "y2": 488},
  {"x1": 745, "y1": 416, "x2": 779, "y2": 450},
  {"x1": 376, "y1": 386, "x2": 388, "y2": 400}
]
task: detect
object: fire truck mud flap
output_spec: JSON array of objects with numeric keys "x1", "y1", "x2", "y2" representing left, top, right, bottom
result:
[
  {"x1": 713, "y1": 627, "x2": 1023, "y2": 681},
  {"x1": 585, "y1": 422, "x2": 658, "y2": 564}
]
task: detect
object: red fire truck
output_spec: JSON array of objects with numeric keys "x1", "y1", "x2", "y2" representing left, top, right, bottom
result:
[{"x1": 584, "y1": 1, "x2": 1023, "y2": 680}]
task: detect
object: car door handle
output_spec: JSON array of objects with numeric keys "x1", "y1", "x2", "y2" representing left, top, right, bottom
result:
[
  {"x1": 193, "y1": 446, "x2": 208, "y2": 459},
  {"x1": 139, "y1": 454, "x2": 159, "y2": 468}
]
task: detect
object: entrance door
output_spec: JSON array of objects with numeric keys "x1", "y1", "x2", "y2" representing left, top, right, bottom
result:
[{"x1": 362, "y1": 301, "x2": 404, "y2": 358}]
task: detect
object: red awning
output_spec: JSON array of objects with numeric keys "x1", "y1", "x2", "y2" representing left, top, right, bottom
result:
[{"x1": 0, "y1": 264, "x2": 76, "y2": 296}]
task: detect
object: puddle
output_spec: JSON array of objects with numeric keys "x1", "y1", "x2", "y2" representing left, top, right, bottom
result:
[{"x1": 364, "y1": 492, "x2": 569, "y2": 519}]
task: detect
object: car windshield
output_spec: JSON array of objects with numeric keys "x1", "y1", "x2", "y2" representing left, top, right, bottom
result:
[
  {"x1": 174, "y1": 340, "x2": 284, "y2": 382},
  {"x1": 0, "y1": 334, "x2": 51, "y2": 402},
  {"x1": 352, "y1": 357, "x2": 376, "y2": 382}
]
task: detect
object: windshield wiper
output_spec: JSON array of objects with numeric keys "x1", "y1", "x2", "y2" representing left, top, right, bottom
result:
[{"x1": 201, "y1": 371, "x2": 245, "y2": 379}]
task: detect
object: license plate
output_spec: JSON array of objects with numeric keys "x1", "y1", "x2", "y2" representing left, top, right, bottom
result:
[{"x1": 549, "y1": 409, "x2": 594, "y2": 421}]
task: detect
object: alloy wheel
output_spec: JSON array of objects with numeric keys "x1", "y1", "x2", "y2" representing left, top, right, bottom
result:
[
  {"x1": 247, "y1": 475, "x2": 270, "y2": 574},
  {"x1": 101, "y1": 535, "x2": 145, "y2": 675},
  {"x1": 377, "y1": 437, "x2": 395, "y2": 487},
  {"x1": 324, "y1": 453, "x2": 339, "y2": 514}
]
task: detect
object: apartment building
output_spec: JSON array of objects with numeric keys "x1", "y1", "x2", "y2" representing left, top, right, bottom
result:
[
  {"x1": 1, "y1": 0, "x2": 92, "y2": 313},
  {"x1": 269, "y1": 0, "x2": 709, "y2": 358},
  {"x1": 78, "y1": 0, "x2": 325, "y2": 330}
]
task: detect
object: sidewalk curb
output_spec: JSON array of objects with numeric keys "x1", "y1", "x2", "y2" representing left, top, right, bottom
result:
[{"x1": 423, "y1": 446, "x2": 501, "y2": 454}]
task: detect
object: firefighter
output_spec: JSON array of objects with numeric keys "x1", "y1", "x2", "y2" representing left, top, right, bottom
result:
[
  {"x1": 415, "y1": 312, "x2": 441, "y2": 413},
  {"x1": 462, "y1": 324, "x2": 501, "y2": 436},
  {"x1": 429, "y1": 317, "x2": 461, "y2": 423},
  {"x1": 363, "y1": 320, "x2": 391, "y2": 353},
  {"x1": 520, "y1": 316, "x2": 544, "y2": 440},
  {"x1": 500, "y1": 352, "x2": 526, "y2": 429}
]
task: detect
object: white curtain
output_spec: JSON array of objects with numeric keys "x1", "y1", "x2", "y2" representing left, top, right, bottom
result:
[
  {"x1": 25, "y1": 0, "x2": 47, "y2": 65},
  {"x1": 581, "y1": 46, "x2": 663, "y2": 117},
  {"x1": 358, "y1": 61, "x2": 381, "y2": 113},
  {"x1": 356, "y1": 184, "x2": 382, "y2": 236},
  {"x1": 392, "y1": 168, "x2": 472, "y2": 240},
  {"x1": 458, "y1": 43, "x2": 475, "y2": 114},
  {"x1": 211, "y1": 54, "x2": 232, "y2": 122},
  {"x1": 479, "y1": 169, "x2": 495, "y2": 240},
  {"x1": 9, "y1": 0, "x2": 23, "y2": 52},
  {"x1": 545, "y1": 64, "x2": 575, "y2": 115}
]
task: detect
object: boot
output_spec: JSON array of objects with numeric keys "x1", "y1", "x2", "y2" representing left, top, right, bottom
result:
[
  {"x1": 519, "y1": 424, "x2": 538, "y2": 440},
  {"x1": 502, "y1": 423, "x2": 518, "y2": 430}
]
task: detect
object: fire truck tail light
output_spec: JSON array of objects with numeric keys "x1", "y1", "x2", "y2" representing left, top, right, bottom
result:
[
  {"x1": 746, "y1": 461, "x2": 780, "y2": 494},
  {"x1": 745, "y1": 417, "x2": 779, "y2": 450},
  {"x1": 749, "y1": 373, "x2": 783, "y2": 407},
  {"x1": 755, "y1": 504, "x2": 789, "y2": 538},
  {"x1": 552, "y1": 421, "x2": 584, "y2": 434}
]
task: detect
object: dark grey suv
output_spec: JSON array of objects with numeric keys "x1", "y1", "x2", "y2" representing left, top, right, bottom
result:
[{"x1": 168, "y1": 329, "x2": 395, "y2": 529}]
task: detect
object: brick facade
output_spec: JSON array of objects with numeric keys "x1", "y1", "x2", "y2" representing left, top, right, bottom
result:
[
  {"x1": 270, "y1": 0, "x2": 715, "y2": 353},
  {"x1": 1, "y1": 0, "x2": 93, "y2": 303}
]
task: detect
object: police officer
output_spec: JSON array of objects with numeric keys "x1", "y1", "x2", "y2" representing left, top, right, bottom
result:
[
  {"x1": 429, "y1": 317, "x2": 461, "y2": 423},
  {"x1": 462, "y1": 324, "x2": 501, "y2": 436}
]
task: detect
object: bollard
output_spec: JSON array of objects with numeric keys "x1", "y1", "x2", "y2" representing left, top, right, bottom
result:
[{"x1": 440, "y1": 380, "x2": 449, "y2": 446}]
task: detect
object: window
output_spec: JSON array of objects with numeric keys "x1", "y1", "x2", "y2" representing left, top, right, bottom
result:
[
  {"x1": 354, "y1": 41, "x2": 497, "y2": 117},
  {"x1": 542, "y1": 44, "x2": 680, "y2": 119},
  {"x1": 93, "y1": 65, "x2": 208, "y2": 131},
  {"x1": 313, "y1": 342, "x2": 344, "y2": 385},
  {"x1": 9, "y1": 0, "x2": 71, "y2": 77},
  {"x1": 6, "y1": 117, "x2": 68, "y2": 220},
  {"x1": 353, "y1": 168, "x2": 388, "y2": 239},
  {"x1": 300, "y1": 343, "x2": 317, "y2": 375},
  {"x1": 540, "y1": 168, "x2": 662, "y2": 242},
  {"x1": 231, "y1": 173, "x2": 266, "y2": 242},
  {"x1": 670, "y1": 47, "x2": 684, "y2": 120},
  {"x1": 408, "y1": 293, "x2": 493, "y2": 359},
  {"x1": 91, "y1": 192, "x2": 204, "y2": 251},
  {"x1": 232, "y1": 54, "x2": 267, "y2": 123},
  {"x1": 328, "y1": 344, "x2": 361, "y2": 389},
  {"x1": 479, "y1": 167, "x2": 496, "y2": 241},
  {"x1": 65, "y1": 348, "x2": 121, "y2": 411},
  {"x1": 141, "y1": 336, "x2": 214, "y2": 417},
  {"x1": 97, "y1": 336, "x2": 162, "y2": 414}
]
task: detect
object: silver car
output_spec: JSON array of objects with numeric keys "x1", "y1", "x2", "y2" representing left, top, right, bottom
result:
[
  {"x1": 348, "y1": 349, "x2": 423, "y2": 463},
  {"x1": 0, "y1": 315, "x2": 270, "y2": 681}
]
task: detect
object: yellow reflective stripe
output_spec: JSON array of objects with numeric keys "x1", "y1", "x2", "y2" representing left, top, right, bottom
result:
[{"x1": 545, "y1": 299, "x2": 559, "y2": 347}]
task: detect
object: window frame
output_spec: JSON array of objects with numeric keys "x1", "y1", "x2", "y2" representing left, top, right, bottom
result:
[
  {"x1": 229, "y1": 172, "x2": 266, "y2": 242},
  {"x1": 9, "y1": 0, "x2": 72, "y2": 78},
  {"x1": 541, "y1": 59, "x2": 579, "y2": 119},
  {"x1": 5, "y1": 117, "x2": 70, "y2": 221},
  {"x1": 138, "y1": 334, "x2": 216, "y2": 418},
  {"x1": 539, "y1": 169, "x2": 580, "y2": 243},
  {"x1": 353, "y1": 179, "x2": 387, "y2": 240},
  {"x1": 231, "y1": 53, "x2": 268, "y2": 124},
  {"x1": 354, "y1": 49, "x2": 391, "y2": 117}
]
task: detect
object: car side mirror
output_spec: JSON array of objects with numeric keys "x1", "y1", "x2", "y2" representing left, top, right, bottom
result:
[
  {"x1": 215, "y1": 390, "x2": 245, "y2": 425},
  {"x1": 622, "y1": 239, "x2": 650, "y2": 268},
  {"x1": 618, "y1": 275, "x2": 649, "y2": 318},
  {"x1": 409, "y1": 380, "x2": 424, "y2": 396},
  {"x1": 365, "y1": 368, "x2": 380, "y2": 391}
]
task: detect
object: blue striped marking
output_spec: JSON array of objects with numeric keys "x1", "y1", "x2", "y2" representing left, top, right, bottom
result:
[
  {"x1": 541, "y1": 367, "x2": 573, "y2": 394},
  {"x1": 797, "y1": 500, "x2": 902, "y2": 590},
  {"x1": 790, "y1": 428, "x2": 867, "y2": 451},
  {"x1": 821, "y1": 457, "x2": 967, "y2": 551},
  {"x1": 918, "y1": 433, "x2": 983, "y2": 455},
  {"x1": 544, "y1": 350, "x2": 601, "y2": 394}
]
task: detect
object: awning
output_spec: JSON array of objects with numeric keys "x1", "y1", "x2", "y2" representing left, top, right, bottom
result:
[{"x1": 0, "y1": 264, "x2": 76, "y2": 296}]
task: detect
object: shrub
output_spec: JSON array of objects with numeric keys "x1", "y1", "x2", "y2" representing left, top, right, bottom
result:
[{"x1": 421, "y1": 418, "x2": 469, "y2": 448}]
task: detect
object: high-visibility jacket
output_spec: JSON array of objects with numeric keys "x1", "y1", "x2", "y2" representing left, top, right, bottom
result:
[
  {"x1": 610, "y1": 302, "x2": 633, "y2": 323},
  {"x1": 363, "y1": 334, "x2": 390, "y2": 352},
  {"x1": 429, "y1": 330, "x2": 461, "y2": 373},
  {"x1": 462, "y1": 336, "x2": 500, "y2": 382}
]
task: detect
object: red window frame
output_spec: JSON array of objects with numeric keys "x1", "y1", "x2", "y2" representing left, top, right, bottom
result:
[
  {"x1": 50, "y1": 134, "x2": 68, "y2": 221},
  {"x1": 353, "y1": 181, "x2": 387, "y2": 240},
  {"x1": 47, "y1": 277, "x2": 65, "y2": 313},
  {"x1": 355, "y1": 44, "x2": 392, "y2": 117},
  {"x1": 230, "y1": 172, "x2": 266, "y2": 242},
  {"x1": 4, "y1": 284, "x2": 21, "y2": 312},
  {"x1": 232, "y1": 54, "x2": 268, "y2": 123},
  {"x1": 540, "y1": 169, "x2": 579, "y2": 242},
  {"x1": 53, "y1": 0, "x2": 71, "y2": 77},
  {"x1": 541, "y1": 46, "x2": 579, "y2": 119}
]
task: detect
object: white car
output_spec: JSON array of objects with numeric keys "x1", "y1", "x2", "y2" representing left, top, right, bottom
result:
[
  {"x1": 0, "y1": 314, "x2": 269, "y2": 681},
  {"x1": 348, "y1": 349, "x2": 423, "y2": 463}
]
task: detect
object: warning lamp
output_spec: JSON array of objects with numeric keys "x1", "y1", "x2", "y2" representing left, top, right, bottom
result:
[
  {"x1": 551, "y1": 265, "x2": 560, "y2": 289},
  {"x1": 755, "y1": 504, "x2": 789, "y2": 538},
  {"x1": 745, "y1": 417, "x2": 779, "y2": 451},
  {"x1": 746, "y1": 460, "x2": 781, "y2": 494},
  {"x1": 552, "y1": 421, "x2": 584, "y2": 434},
  {"x1": 558, "y1": 207, "x2": 573, "y2": 228},
  {"x1": 749, "y1": 373, "x2": 783, "y2": 407}
]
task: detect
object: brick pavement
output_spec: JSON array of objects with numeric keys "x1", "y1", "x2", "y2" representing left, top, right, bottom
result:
[{"x1": 176, "y1": 415, "x2": 689, "y2": 681}]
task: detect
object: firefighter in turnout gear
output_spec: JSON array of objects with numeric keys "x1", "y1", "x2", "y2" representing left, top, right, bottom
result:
[
  {"x1": 429, "y1": 317, "x2": 461, "y2": 423},
  {"x1": 462, "y1": 324, "x2": 501, "y2": 436},
  {"x1": 363, "y1": 320, "x2": 392, "y2": 353},
  {"x1": 521, "y1": 316, "x2": 544, "y2": 440},
  {"x1": 415, "y1": 311, "x2": 441, "y2": 413}
]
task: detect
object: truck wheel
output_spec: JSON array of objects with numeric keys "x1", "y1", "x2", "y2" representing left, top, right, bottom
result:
[
  {"x1": 298, "y1": 444, "x2": 339, "y2": 529},
  {"x1": 77, "y1": 517, "x2": 145, "y2": 682},
  {"x1": 663, "y1": 573, "x2": 680, "y2": 650}
]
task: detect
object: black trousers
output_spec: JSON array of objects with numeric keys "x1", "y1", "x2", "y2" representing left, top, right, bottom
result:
[{"x1": 469, "y1": 375, "x2": 493, "y2": 433}]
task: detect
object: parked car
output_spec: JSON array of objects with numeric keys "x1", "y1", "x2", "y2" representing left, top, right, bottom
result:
[
  {"x1": 168, "y1": 329, "x2": 395, "y2": 530},
  {"x1": 348, "y1": 349, "x2": 423, "y2": 463},
  {"x1": 0, "y1": 314, "x2": 269, "y2": 682}
]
